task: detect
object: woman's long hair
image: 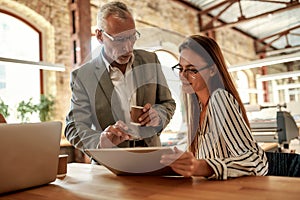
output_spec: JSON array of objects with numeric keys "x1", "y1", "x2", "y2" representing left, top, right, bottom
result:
[{"x1": 179, "y1": 35, "x2": 250, "y2": 155}]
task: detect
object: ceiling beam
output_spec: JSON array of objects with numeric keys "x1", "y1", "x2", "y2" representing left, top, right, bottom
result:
[
  {"x1": 265, "y1": 45, "x2": 300, "y2": 56},
  {"x1": 178, "y1": 0, "x2": 299, "y2": 54},
  {"x1": 258, "y1": 25, "x2": 300, "y2": 42},
  {"x1": 197, "y1": 0, "x2": 236, "y2": 15},
  {"x1": 198, "y1": 1, "x2": 300, "y2": 33},
  {"x1": 228, "y1": 52, "x2": 300, "y2": 72},
  {"x1": 256, "y1": 25, "x2": 300, "y2": 54}
]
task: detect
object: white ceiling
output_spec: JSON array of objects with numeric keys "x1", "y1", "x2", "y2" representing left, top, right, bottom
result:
[{"x1": 180, "y1": 0, "x2": 300, "y2": 55}]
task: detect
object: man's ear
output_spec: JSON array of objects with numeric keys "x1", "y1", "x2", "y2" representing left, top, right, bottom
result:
[
  {"x1": 95, "y1": 29, "x2": 103, "y2": 42},
  {"x1": 210, "y1": 64, "x2": 217, "y2": 77}
]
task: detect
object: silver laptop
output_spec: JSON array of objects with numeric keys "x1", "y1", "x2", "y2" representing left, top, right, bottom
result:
[{"x1": 0, "y1": 121, "x2": 62, "y2": 194}]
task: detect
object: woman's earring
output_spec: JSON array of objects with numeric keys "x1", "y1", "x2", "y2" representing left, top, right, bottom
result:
[
  {"x1": 210, "y1": 65, "x2": 217, "y2": 77},
  {"x1": 96, "y1": 29, "x2": 103, "y2": 41}
]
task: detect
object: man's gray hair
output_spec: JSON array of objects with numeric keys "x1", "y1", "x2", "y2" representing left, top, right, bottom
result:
[{"x1": 97, "y1": 1, "x2": 133, "y2": 30}]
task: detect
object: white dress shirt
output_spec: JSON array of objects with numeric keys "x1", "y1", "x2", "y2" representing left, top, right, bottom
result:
[{"x1": 102, "y1": 54, "x2": 137, "y2": 125}]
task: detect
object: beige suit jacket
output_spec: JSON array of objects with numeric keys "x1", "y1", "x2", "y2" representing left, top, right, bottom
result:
[{"x1": 65, "y1": 49, "x2": 176, "y2": 150}]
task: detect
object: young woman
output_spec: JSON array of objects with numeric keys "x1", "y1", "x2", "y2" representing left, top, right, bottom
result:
[{"x1": 160, "y1": 35, "x2": 268, "y2": 180}]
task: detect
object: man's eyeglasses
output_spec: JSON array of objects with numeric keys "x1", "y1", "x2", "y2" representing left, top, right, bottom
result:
[
  {"x1": 172, "y1": 63, "x2": 211, "y2": 77},
  {"x1": 101, "y1": 30, "x2": 141, "y2": 43}
]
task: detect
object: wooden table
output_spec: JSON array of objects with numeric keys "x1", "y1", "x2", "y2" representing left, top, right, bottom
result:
[
  {"x1": 259, "y1": 142, "x2": 279, "y2": 152},
  {"x1": 1, "y1": 163, "x2": 300, "y2": 200}
]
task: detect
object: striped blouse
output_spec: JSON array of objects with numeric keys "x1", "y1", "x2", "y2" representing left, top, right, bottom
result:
[{"x1": 197, "y1": 89, "x2": 268, "y2": 180}]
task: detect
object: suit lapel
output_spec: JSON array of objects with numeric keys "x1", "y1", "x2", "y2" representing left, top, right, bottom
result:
[
  {"x1": 94, "y1": 57, "x2": 114, "y2": 104},
  {"x1": 94, "y1": 55, "x2": 125, "y2": 125},
  {"x1": 133, "y1": 52, "x2": 145, "y2": 106}
]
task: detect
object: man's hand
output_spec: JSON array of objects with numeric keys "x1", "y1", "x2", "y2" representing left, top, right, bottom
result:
[
  {"x1": 139, "y1": 103, "x2": 161, "y2": 127},
  {"x1": 99, "y1": 121, "x2": 132, "y2": 148}
]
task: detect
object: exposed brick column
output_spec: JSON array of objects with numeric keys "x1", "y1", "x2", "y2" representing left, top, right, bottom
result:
[
  {"x1": 68, "y1": 0, "x2": 91, "y2": 163},
  {"x1": 69, "y1": 0, "x2": 91, "y2": 69}
]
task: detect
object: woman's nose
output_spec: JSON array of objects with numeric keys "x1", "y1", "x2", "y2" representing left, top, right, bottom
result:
[{"x1": 180, "y1": 70, "x2": 189, "y2": 78}]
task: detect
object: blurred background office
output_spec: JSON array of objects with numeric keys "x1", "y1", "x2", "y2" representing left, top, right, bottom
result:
[{"x1": 1, "y1": 0, "x2": 300, "y2": 161}]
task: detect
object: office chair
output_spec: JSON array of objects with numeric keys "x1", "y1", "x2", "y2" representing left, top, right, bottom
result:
[
  {"x1": 0, "y1": 113, "x2": 6, "y2": 123},
  {"x1": 266, "y1": 152, "x2": 300, "y2": 177}
]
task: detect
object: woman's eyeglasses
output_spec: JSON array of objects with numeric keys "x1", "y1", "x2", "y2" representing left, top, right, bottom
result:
[{"x1": 171, "y1": 63, "x2": 211, "y2": 77}]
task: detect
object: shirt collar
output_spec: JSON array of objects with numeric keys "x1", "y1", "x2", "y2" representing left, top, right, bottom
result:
[{"x1": 101, "y1": 50, "x2": 135, "y2": 73}]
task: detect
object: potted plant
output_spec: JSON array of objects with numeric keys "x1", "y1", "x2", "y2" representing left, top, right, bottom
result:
[
  {"x1": 36, "y1": 94, "x2": 55, "y2": 121},
  {"x1": 16, "y1": 98, "x2": 37, "y2": 122},
  {"x1": 0, "y1": 98, "x2": 9, "y2": 118},
  {"x1": 16, "y1": 95, "x2": 55, "y2": 122}
]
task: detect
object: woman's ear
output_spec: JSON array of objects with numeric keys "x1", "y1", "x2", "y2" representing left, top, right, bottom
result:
[
  {"x1": 95, "y1": 29, "x2": 103, "y2": 42},
  {"x1": 209, "y1": 64, "x2": 217, "y2": 77}
]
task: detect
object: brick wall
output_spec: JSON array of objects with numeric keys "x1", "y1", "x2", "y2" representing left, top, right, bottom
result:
[
  {"x1": 1, "y1": 0, "x2": 72, "y2": 125},
  {"x1": 2, "y1": 0, "x2": 257, "y2": 126}
]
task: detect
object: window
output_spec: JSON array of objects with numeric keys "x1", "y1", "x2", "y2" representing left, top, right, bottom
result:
[
  {"x1": 155, "y1": 50, "x2": 186, "y2": 133},
  {"x1": 0, "y1": 66, "x2": 6, "y2": 89},
  {"x1": 0, "y1": 13, "x2": 40, "y2": 122},
  {"x1": 236, "y1": 71, "x2": 250, "y2": 104}
]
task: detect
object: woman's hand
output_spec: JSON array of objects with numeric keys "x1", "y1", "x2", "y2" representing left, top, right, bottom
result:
[
  {"x1": 160, "y1": 147, "x2": 200, "y2": 177},
  {"x1": 99, "y1": 121, "x2": 132, "y2": 148}
]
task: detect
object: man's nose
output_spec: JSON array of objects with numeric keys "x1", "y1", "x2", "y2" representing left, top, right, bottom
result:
[{"x1": 122, "y1": 39, "x2": 134, "y2": 52}]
